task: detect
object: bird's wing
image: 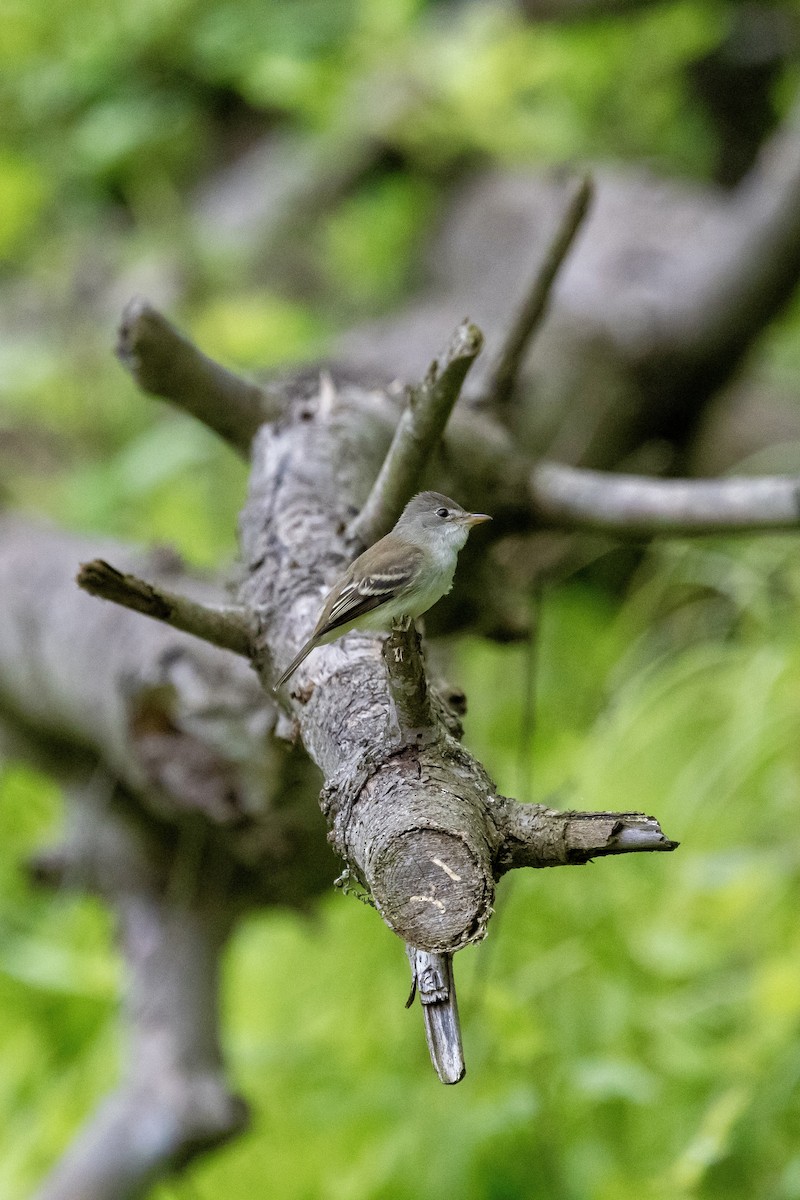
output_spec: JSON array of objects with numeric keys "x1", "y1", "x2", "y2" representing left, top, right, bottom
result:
[
  {"x1": 274, "y1": 543, "x2": 423, "y2": 689},
  {"x1": 317, "y1": 542, "x2": 423, "y2": 637}
]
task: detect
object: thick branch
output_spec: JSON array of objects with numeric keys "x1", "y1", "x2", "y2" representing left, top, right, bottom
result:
[
  {"x1": 33, "y1": 781, "x2": 248, "y2": 1200},
  {"x1": 384, "y1": 629, "x2": 466, "y2": 1082},
  {"x1": 530, "y1": 461, "x2": 800, "y2": 536},
  {"x1": 117, "y1": 297, "x2": 280, "y2": 452},
  {"x1": 238, "y1": 366, "x2": 678, "y2": 963},
  {"x1": 350, "y1": 321, "x2": 484, "y2": 545},
  {"x1": 0, "y1": 521, "x2": 334, "y2": 1192},
  {"x1": 77, "y1": 558, "x2": 256, "y2": 657},
  {"x1": 485, "y1": 173, "x2": 593, "y2": 406},
  {"x1": 0, "y1": 518, "x2": 331, "y2": 888}
]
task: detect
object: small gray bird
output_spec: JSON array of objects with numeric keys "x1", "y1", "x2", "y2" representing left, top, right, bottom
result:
[{"x1": 274, "y1": 490, "x2": 490, "y2": 688}]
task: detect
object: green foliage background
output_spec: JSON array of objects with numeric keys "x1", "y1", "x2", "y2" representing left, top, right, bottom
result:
[{"x1": 2, "y1": 0, "x2": 800, "y2": 1197}]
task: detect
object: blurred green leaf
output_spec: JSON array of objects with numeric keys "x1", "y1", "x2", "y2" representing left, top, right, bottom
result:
[
  {"x1": 190, "y1": 291, "x2": 327, "y2": 367},
  {"x1": 0, "y1": 151, "x2": 49, "y2": 260},
  {"x1": 322, "y1": 174, "x2": 436, "y2": 311}
]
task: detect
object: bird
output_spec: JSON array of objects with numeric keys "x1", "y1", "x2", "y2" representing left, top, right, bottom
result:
[{"x1": 274, "y1": 491, "x2": 490, "y2": 689}]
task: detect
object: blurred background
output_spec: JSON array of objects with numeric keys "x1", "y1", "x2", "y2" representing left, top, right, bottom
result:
[{"x1": 3, "y1": 0, "x2": 800, "y2": 1196}]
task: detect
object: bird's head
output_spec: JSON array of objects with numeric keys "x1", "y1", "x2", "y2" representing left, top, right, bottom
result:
[{"x1": 396, "y1": 491, "x2": 491, "y2": 551}]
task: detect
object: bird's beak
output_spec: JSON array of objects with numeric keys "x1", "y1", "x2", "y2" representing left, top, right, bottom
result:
[{"x1": 462, "y1": 512, "x2": 491, "y2": 527}]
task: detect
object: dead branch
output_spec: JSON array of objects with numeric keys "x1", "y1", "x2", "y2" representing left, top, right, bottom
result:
[
  {"x1": 492, "y1": 799, "x2": 678, "y2": 872},
  {"x1": 530, "y1": 462, "x2": 800, "y2": 535},
  {"x1": 234, "y1": 326, "x2": 676, "y2": 963},
  {"x1": 0, "y1": 520, "x2": 333, "y2": 1197},
  {"x1": 1, "y1": 288, "x2": 683, "y2": 1199},
  {"x1": 0, "y1": 516, "x2": 328, "y2": 871},
  {"x1": 383, "y1": 622, "x2": 437, "y2": 746},
  {"x1": 31, "y1": 777, "x2": 248, "y2": 1200},
  {"x1": 386, "y1": 624, "x2": 464, "y2": 1081},
  {"x1": 116, "y1": 298, "x2": 281, "y2": 452},
  {"x1": 77, "y1": 559, "x2": 256, "y2": 657},
  {"x1": 485, "y1": 173, "x2": 593, "y2": 406},
  {"x1": 406, "y1": 948, "x2": 465, "y2": 1086}
]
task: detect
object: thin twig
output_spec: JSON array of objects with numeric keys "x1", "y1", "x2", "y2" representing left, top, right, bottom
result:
[
  {"x1": 406, "y1": 947, "x2": 465, "y2": 1085},
  {"x1": 117, "y1": 298, "x2": 282, "y2": 453},
  {"x1": 349, "y1": 321, "x2": 484, "y2": 546},
  {"x1": 530, "y1": 462, "x2": 800, "y2": 536},
  {"x1": 77, "y1": 559, "x2": 255, "y2": 657},
  {"x1": 485, "y1": 174, "x2": 594, "y2": 406},
  {"x1": 383, "y1": 621, "x2": 437, "y2": 747}
]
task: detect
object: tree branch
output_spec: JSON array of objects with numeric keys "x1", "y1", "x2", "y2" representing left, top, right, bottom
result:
[
  {"x1": 493, "y1": 797, "x2": 678, "y2": 873},
  {"x1": 0, "y1": 517, "x2": 331, "y2": 873},
  {"x1": 383, "y1": 622, "x2": 437, "y2": 747},
  {"x1": 406, "y1": 948, "x2": 465, "y2": 1086},
  {"x1": 530, "y1": 461, "x2": 800, "y2": 536},
  {"x1": 382, "y1": 627, "x2": 466, "y2": 1083},
  {"x1": 117, "y1": 298, "x2": 281, "y2": 453},
  {"x1": 238, "y1": 365, "x2": 678, "y2": 972},
  {"x1": 77, "y1": 559, "x2": 256, "y2": 657},
  {"x1": 32, "y1": 779, "x2": 248, "y2": 1200},
  {"x1": 485, "y1": 173, "x2": 593, "y2": 406},
  {"x1": 349, "y1": 320, "x2": 484, "y2": 546},
  {"x1": 0, "y1": 523, "x2": 335, "y2": 1192}
]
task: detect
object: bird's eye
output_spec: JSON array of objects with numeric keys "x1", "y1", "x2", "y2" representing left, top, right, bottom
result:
[{"x1": 436, "y1": 507, "x2": 449, "y2": 519}]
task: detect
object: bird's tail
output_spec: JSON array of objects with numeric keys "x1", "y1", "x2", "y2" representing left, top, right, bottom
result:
[{"x1": 273, "y1": 639, "x2": 316, "y2": 690}]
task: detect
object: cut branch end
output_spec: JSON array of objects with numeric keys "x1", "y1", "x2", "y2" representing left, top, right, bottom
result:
[{"x1": 117, "y1": 297, "x2": 281, "y2": 452}]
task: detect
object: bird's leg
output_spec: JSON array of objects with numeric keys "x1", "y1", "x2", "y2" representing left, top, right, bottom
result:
[{"x1": 391, "y1": 615, "x2": 413, "y2": 661}]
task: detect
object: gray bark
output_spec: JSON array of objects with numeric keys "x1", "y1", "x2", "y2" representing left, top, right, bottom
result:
[
  {"x1": 336, "y1": 101, "x2": 800, "y2": 471},
  {"x1": 10, "y1": 91, "x2": 800, "y2": 1193}
]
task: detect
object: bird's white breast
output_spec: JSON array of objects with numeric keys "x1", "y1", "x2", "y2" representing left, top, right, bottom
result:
[{"x1": 405, "y1": 539, "x2": 459, "y2": 618}]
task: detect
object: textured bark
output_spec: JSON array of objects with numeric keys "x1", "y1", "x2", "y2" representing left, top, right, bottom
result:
[
  {"x1": 0, "y1": 518, "x2": 334, "y2": 1199},
  {"x1": 236, "y1": 363, "x2": 675, "y2": 956},
  {"x1": 11, "y1": 94, "x2": 800, "y2": 1184}
]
